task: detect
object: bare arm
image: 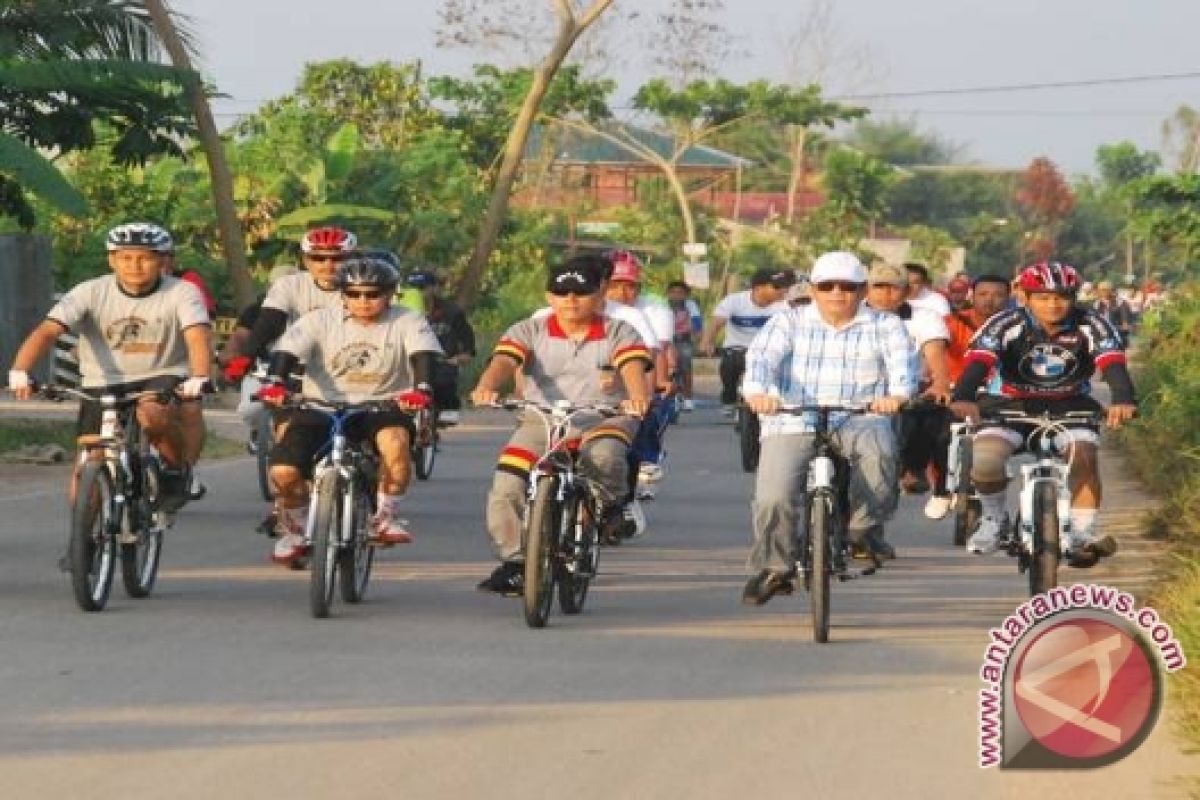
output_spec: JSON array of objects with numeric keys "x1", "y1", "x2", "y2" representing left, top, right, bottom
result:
[
  {"x1": 9, "y1": 319, "x2": 66, "y2": 398},
  {"x1": 618, "y1": 359, "x2": 651, "y2": 416},
  {"x1": 699, "y1": 317, "x2": 726, "y2": 355},
  {"x1": 470, "y1": 356, "x2": 519, "y2": 406},
  {"x1": 921, "y1": 339, "x2": 952, "y2": 400}
]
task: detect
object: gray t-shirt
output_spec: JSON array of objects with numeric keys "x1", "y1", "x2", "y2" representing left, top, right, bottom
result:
[
  {"x1": 47, "y1": 275, "x2": 210, "y2": 388},
  {"x1": 493, "y1": 314, "x2": 651, "y2": 406},
  {"x1": 274, "y1": 306, "x2": 444, "y2": 403},
  {"x1": 261, "y1": 272, "x2": 343, "y2": 323}
]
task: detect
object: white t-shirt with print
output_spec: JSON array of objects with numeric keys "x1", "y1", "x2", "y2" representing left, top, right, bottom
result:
[
  {"x1": 47, "y1": 275, "x2": 210, "y2": 388},
  {"x1": 712, "y1": 291, "x2": 789, "y2": 348},
  {"x1": 261, "y1": 272, "x2": 344, "y2": 323}
]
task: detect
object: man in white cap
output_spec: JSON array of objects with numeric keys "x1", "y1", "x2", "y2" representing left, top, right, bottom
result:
[{"x1": 739, "y1": 251, "x2": 916, "y2": 605}]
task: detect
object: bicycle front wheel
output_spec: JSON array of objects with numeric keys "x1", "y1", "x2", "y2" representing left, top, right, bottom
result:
[
  {"x1": 523, "y1": 477, "x2": 560, "y2": 628},
  {"x1": 739, "y1": 409, "x2": 761, "y2": 472},
  {"x1": 255, "y1": 413, "x2": 274, "y2": 502},
  {"x1": 70, "y1": 462, "x2": 118, "y2": 612},
  {"x1": 309, "y1": 473, "x2": 341, "y2": 618},
  {"x1": 412, "y1": 409, "x2": 437, "y2": 480},
  {"x1": 808, "y1": 491, "x2": 833, "y2": 643},
  {"x1": 338, "y1": 475, "x2": 375, "y2": 603},
  {"x1": 121, "y1": 455, "x2": 163, "y2": 598},
  {"x1": 558, "y1": 489, "x2": 597, "y2": 615},
  {"x1": 1028, "y1": 483, "x2": 1060, "y2": 596}
]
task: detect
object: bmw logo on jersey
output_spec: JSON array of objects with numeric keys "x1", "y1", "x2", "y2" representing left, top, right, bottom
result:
[{"x1": 1019, "y1": 343, "x2": 1078, "y2": 385}]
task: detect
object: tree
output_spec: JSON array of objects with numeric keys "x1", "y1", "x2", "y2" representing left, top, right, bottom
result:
[
  {"x1": 1128, "y1": 173, "x2": 1200, "y2": 281},
  {"x1": 143, "y1": 0, "x2": 253, "y2": 309},
  {"x1": 1160, "y1": 105, "x2": 1200, "y2": 174},
  {"x1": 809, "y1": 147, "x2": 895, "y2": 246},
  {"x1": 0, "y1": 0, "x2": 195, "y2": 227},
  {"x1": 437, "y1": 0, "x2": 616, "y2": 310},
  {"x1": 1014, "y1": 157, "x2": 1075, "y2": 264},
  {"x1": 1094, "y1": 141, "x2": 1160, "y2": 278},
  {"x1": 903, "y1": 223, "x2": 959, "y2": 274},
  {"x1": 645, "y1": 0, "x2": 738, "y2": 86},
  {"x1": 846, "y1": 117, "x2": 964, "y2": 167}
]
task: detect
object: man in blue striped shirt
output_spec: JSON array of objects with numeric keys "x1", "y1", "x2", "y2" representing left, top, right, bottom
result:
[{"x1": 740, "y1": 251, "x2": 917, "y2": 605}]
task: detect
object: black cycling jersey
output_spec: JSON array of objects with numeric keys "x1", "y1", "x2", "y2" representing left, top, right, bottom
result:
[{"x1": 954, "y1": 306, "x2": 1130, "y2": 401}]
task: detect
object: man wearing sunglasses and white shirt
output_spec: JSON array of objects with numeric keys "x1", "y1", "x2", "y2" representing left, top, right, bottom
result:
[{"x1": 739, "y1": 251, "x2": 916, "y2": 605}]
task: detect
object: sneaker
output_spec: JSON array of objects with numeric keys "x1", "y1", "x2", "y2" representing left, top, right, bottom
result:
[
  {"x1": 967, "y1": 515, "x2": 1007, "y2": 555},
  {"x1": 158, "y1": 468, "x2": 189, "y2": 513},
  {"x1": 439, "y1": 409, "x2": 461, "y2": 426},
  {"x1": 682, "y1": 398, "x2": 694, "y2": 412},
  {"x1": 477, "y1": 561, "x2": 523, "y2": 596},
  {"x1": 622, "y1": 498, "x2": 647, "y2": 538},
  {"x1": 741, "y1": 569, "x2": 795, "y2": 606},
  {"x1": 638, "y1": 462, "x2": 665, "y2": 484},
  {"x1": 924, "y1": 494, "x2": 952, "y2": 520},
  {"x1": 272, "y1": 533, "x2": 308, "y2": 564},
  {"x1": 370, "y1": 511, "x2": 414, "y2": 545},
  {"x1": 1065, "y1": 529, "x2": 1119, "y2": 560},
  {"x1": 187, "y1": 472, "x2": 206, "y2": 501}
]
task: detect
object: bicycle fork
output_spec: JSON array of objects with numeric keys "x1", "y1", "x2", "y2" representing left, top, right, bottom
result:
[{"x1": 1016, "y1": 459, "x2": 1071, "y2": 555}]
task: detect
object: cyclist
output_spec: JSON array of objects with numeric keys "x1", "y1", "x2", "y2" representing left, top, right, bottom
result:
[
  {"x1": 257, "y1": 255, "x2": 443, "y2": 565},
  {"x1": 471, "y1": 255, "x2": 652, "y2": 595},
  {"x1": 700, "y1": 268, "x2": 794, "y2": 415},
  {"x1": 1092, "y1": 280, "x2": 1135, "y2": 343},
  {"x1": 403, "y1": 269, "x2": 476, "y2": 426},
  {"x1": 904, "y1": 261, "x2": 951, "y2": 316},
  {"x1": 7, "y1": 222, "x2": 213, "y2": 512},
  {"x1": 949, "y1": 261, "x2": 1137, "y2": 562},
  {"x1": 864, "y1": 261, "x2": 951, "y2": 533},
  {"x1": 666, "y1": 280, "x2": 703, "y2": 411},
  {"x1": 221, "y1": 226, "x2": 359, "y2": 384},
  {"x1": 740, "y1": 251, "x2": 915, "y2": 605}
]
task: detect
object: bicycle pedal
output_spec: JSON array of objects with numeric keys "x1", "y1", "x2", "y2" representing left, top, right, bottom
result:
[{"x1": 118, "y1": 531, "x2": 139, "y2": 545}]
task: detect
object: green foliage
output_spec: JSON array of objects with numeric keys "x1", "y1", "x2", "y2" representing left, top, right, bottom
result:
[
  {"x1": 902, "y1": 224, "x2": 959, "y2": 272},
  {"x1": 846, "y1": 117, "x2": 964, "y2": 167},
  {"x1": 1095, "y1": 141, "x2": 1160, "y2": 187},
  {"x1": 1128, "y1": 173, "x2": 1200, "y2": 280}
]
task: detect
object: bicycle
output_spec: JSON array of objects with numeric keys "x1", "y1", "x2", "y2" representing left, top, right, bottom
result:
[
  {"x1": 42, "y1": 384, "x2": 196, "y2": 612},
  {"x1": 945, "y1": 420, "x2": 980, "y2": 547},
  {"x1": 410, "y1": 402, "x2": 439, "y2": 481},
  {"x1": 496, "y1": 399, "x2": 620, "y2": 629},
  {"x1": 282, "y1": 396, "x2": 393, "y2": 618},
  {"x1": 777, "y1": 404, "x2": 876, "y2": 643},
  {"x1": 974, "y1": 408, "x2": 1118, "y2": 597},
  {"x1": 720, "y1": 347, "x2": 760, "y2": 472},
  {"x1": 244, "y1": 360, "x2": 277, "y2": 503}
]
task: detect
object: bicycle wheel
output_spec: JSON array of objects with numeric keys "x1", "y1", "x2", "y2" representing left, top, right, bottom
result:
[
  {"x1": 953, "y1": 494, "x2": 980, "y2": 547},
  {"x1": 338, "y1": 475, "x2": 375, "y2": 603},
  {"x1": 121, "y1": 455, "x2": 163, "y2": 598},
  {"x1": 255, "y1": 413, "x2": 274, "y2": 502},
  {"x1": 309, "y1": 472, "x2": 341, "y2": 618},
  {"x1": 412, "y1": 408, "x2": 437, "y2": 480},
  {"x1": 558, "y1": 489, "x2": 597, "y2": 615},
  {"x1": 69, "y1": 462, "x2": 118, "y2": 612},
  {"x1": 523, "y1": 476, "x2": 560, "y2": 628},
  {"x1": 1028, "y1": 483, "x2": 1059, "y2": 596},
  {"x1": 808, "y1": 491, "x2": 833, "y2": 643},
  {"x1": 739, "y1": 408, "x2": 761, "y2": 472}
]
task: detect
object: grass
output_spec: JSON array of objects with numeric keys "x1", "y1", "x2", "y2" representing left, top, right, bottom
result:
[{"x1": 0, "y1": 419, "x2": 245, "y2": 461}]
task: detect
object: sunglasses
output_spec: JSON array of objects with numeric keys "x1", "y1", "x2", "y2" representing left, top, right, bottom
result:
[
  {"x1": 306, "y1": 254, "x2": 346, "y2": 263},
  {"x1": 343, "y1": 289, "x2": 385, "y2": 300},
  {"x1": 813, "y1": 281, "x2": 863, "y2": 293}
]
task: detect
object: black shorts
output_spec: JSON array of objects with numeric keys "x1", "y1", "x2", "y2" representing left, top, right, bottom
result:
[
  {"x1": 271, "y1": 407, "x2": 415, "y2": 478},
  {"x1": 76, "y1": 376, "x2": 185, "y2": 437}
]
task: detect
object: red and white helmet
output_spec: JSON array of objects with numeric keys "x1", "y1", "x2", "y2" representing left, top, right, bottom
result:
[
  {"x1": 301, "y1": 226, "x2": 357, "y2": 254},
  {"x1": 1017, "y1": 261, "x2": 1080, "y2": 294},
  {"x1": 606, "y1": 249, "x2": 643, "y2": 283}
]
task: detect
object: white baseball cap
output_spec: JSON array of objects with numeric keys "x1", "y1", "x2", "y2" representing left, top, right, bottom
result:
[{"x1": 810, "y1": 251, "x2": 867, "y2": 284}]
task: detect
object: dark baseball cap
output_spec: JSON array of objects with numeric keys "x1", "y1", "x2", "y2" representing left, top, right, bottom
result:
[
  {"x1": 547, "y1": 258, "x2": 604, "y2": 294},
  {"x1": 750, "y1": 267, "x2": 798, "y2": 289}
]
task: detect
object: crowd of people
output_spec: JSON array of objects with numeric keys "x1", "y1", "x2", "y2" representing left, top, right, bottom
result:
[{"x1": 4, "y1": 222, "x2": 1143, "y2": 606}]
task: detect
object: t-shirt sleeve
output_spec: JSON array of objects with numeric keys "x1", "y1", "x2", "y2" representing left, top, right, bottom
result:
[
  {"x1": 712, "y1": 295, "x2": 733, "y2": 320},
  {"x1": 609, "y1": 320, "x2": 653, "y2": 371},
  {"x1": 261, "y1": 277, "x2": 293, "y2": 314},
  {"x1": 45, "y1": 283, "x2": 91, "y2": 331},
  {"x1": 175, "y1": 282, "x2": 211, "y2": 329},
  {"x1": 1081, "y1": 310, "x2": 1128, "y2": 369},
  {"x1": 912, "y1": 309, "x2": 950, "y2": 348},
  {"x1": 493, "y1": 319, "x2": 535, "y2": 366},
  {"x1": 646, "y1": 304, "x2": 674, "y2": 344}
]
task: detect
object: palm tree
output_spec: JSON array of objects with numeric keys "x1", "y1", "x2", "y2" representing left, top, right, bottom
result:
[{"x1": 0, "y1": 0, "x2": 194, "y2": 227}]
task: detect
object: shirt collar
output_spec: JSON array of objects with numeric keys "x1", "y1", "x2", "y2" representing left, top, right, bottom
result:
[{"x1": 547, "y1": 313, "x2": 606, "y2": 341}]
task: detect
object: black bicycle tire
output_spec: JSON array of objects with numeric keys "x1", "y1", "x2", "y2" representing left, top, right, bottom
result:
[
  {"x1": 809, "y1": 491, "x2": 832, "y2": 643},
  {"x1": 523, "y1": 477, "x2": 559, "y2": 628},
  {"x1": 412, "y1": 408, "x2": 437, "y2": 480},
  {"x1": 557, "y1": 489, "x2": 594, "y2": 615},
  {"x1": 953, "y1": 494, "x2": 980, "y2": 547},
  {"x1": 121, "y1": 455, "x2": 163, "y2": 598},
  {"x1": 309, "y1": 473, "x2": 340, "y2": 618},
  {"x1": 1029, "y1": 483, "x2": 1060, "y2": 596},
  {"x1": 70, "y1": 462, "x2": 118, "y2": 612},
  {"x1": 338, "y1": 475, "x2": 375, "y2": 603},
  {"x1": 255, "y1": 413, "x2": 274, "y2": 502}
]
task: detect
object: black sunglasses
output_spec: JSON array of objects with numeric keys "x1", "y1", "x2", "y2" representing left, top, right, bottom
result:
[
  {"x1": 813, "y1": 280, "x2": 863, "y2": 293},
  {"x1": 549, "y1": 287, "x2": 597, "y2": 297},
  {"x1": 307, "y1": 254, "x2": 346, "y2": 263},
  {"x1": 344, "y1": 289, "x2": 385, "y2": 299}
]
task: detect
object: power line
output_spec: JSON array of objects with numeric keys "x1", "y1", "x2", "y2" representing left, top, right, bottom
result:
[{"x1": 836, "y1": 70, "x2": 1200, "y2": 100}]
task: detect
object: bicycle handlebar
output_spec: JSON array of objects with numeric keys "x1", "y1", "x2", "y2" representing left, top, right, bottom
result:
[
  {"x1": 494, "y1": 399, "x2": 621, "y2": 417},
  {"x1": 38, "y1": 382, "x2": 212, "y2": 406}
]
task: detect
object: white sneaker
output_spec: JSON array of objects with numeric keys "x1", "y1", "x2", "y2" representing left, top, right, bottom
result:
[
  {"x1": 924, "y1": 494, "x2": 952, "y2": 520},
  {"x1": 622, "y1": 499, "x2": 647, "y2": 538},
  {"x1": 439, "y1": 409, "x2": 461, "y2": 426},
  {"x1": 967, "y1": 516, "x2": 1007, "y2": 555},
  {"x1": 682, "y1": 398, "x2": 694, "y2": 412},
  {"x1": 272, "y1": 533, "x2": 308, "y2": 563},
  {"x1": 638, "y1": 462, "x2": 665, "y2": 483},
  {"x1": 1065, "y1": 528, "x2": 1098, "y2": 553},
  {"x1": 371, "y1": 511, "x2": 413, "y2": 545}
]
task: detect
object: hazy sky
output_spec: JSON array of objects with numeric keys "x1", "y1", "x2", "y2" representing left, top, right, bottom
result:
[{"x1": 172, "y1": 0, "x2": 1200, "y2": 174}]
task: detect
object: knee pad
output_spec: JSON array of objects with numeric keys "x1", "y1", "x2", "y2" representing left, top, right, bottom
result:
[{"x1": 970, "y1": 436, "x2": 1013, "y2": 484}]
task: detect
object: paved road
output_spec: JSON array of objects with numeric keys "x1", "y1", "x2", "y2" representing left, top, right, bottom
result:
[{"x1": 0, "y1": 396, "x2": 1194, "y2": 798}]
